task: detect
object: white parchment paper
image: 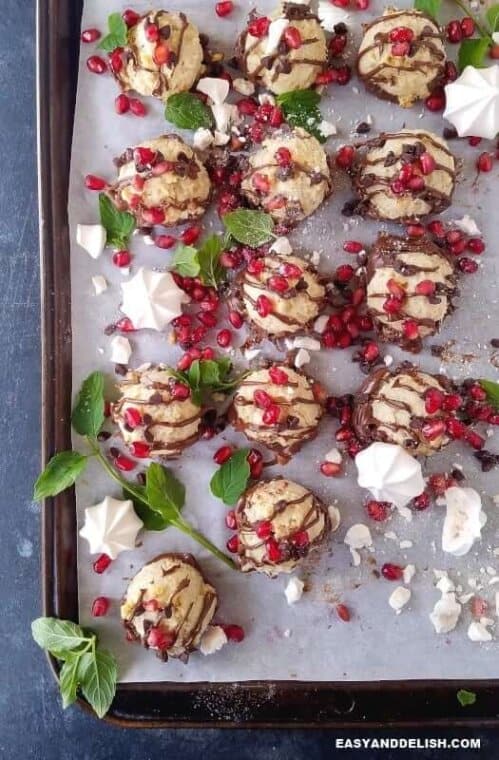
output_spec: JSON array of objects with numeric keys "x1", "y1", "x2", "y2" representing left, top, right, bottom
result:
[{"x1": 69, "y1": 0, "x2": 499, "y2": 683}]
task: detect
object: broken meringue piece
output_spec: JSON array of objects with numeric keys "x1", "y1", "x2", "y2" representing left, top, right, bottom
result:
[
  {"x1": 467, "y1": 620, "x2": 493, "y2": 642},
  {"x1": 79, "y1": 496, "x2": 143, "y2": 559},
  {"x1": 285, "y1": 577, "x2": 305, "y2": 605},
  {"x1": 429, "y1": 592, "x2": 462, "y2": 634},
  {"x1": 388, "y1": 586, "x2": 411, "y2": 612},
  {"x1": 199, "y1": 625, "x2": 228, "y2": 655},
  {"x1": 92, "y1": 275, "x2": 108, "y2": 295},
  {"x1": 76, "y1": 223, "x2": 106, "y2": 259},
  {"x1": 442, "y1": 486, "x2": 484, "y2": 557},
  {"x1": 109, "y1": 335, "x2": 132, "y2": 365}
]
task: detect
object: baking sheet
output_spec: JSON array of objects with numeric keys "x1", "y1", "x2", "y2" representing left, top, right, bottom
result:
[{"x1": 69, "y1": 0, "x2": 499, "y2": 683}]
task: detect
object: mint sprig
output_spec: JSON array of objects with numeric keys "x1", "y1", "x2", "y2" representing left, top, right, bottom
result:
[
  {"x1": 414, "y1": 0, "x2": 441, "y2": 19},
  {"x1": 31, "y1": 617, "x2": 118, "y2": 718},
  {"x1": 223, "y1": 209, "x2": 275, "y2": 247},
  {"x1": 99, "y1": 194, "x2": 135, "y2": 250},
  {"x1": 457, "y1": 688, "x2": 477, "y2": 707},
  {"x1": 173, "y1": 358, "x2": 244, "y2": 406},
  {"x1": 458, "y1": 37, "x2": 491, "y2": 70},
  {"x1": 276, "y1": 89, "x2": 326, "y2": 143},
  {"x1": 210, "y1": 448, "x2": 251, "y2": 506},
  {"x1": 98, "y1": 12, "x2": 128, "y2": 53},
  {"x1": 480, "y1": 379, "x2": 499, "y2": 409},
  {"x1": 165, "y1": 93, "x2": 214, "y2": 130},
  {"x1": 172, "y1": 235, "x2": 225, "y2": 288},
  {"x1": 34, "y1": 371, "x2": 236, "y2": 569}
]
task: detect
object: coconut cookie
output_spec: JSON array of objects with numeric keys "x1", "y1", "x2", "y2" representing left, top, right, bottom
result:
[
  {"x1": 366, "y1": 233, "x2": 457, "y2": 352},
  {"x1": 112, "y1": 10, "x2": 204, "y2": 101},
  {"x1": 240, "y1": 127, "x2": 332, "y2": 224},
  {"x1": 234, "y1": 477, "x2": 331, "y2": 576},
  {"x1": 357, "y1": 9, "x2": 446, "y2": 108},
  {"x1": 351, "y1": 129, "x2": 456, "y2": 221},
  {"x1": 229, "y1": 365, "x2": 324, "y2": 462},
  {"x1": 107, "y1": 135, "x2": 211, "y2": 227},
  {"x1": 237, "y1": 3, "x2": 327, "y2": 95},
  {"x1": 111, "y1": 363, "x2": 203, "y2": 459},
  {"x1": 121, "y1": 553, "x2": 217, "y2": 661}
]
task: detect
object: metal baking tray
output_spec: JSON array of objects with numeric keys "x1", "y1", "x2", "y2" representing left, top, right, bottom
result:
[{"x1": 37, "y1": 0, "x2": 499, "y2": 726}]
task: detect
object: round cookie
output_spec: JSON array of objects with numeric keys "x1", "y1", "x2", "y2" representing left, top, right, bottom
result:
[
  {"x1": 357, "y1": 9, "x2": 446, "y2": 108},
  {"x1": 107, "y1": 135, "x2": 211, "y2": 227},
  {"x1": 235, "y1": 477, "x2": 331, "y2": 576},
  {"x1": 121, "y1": 553, "x2": 217, "y2": 661}
]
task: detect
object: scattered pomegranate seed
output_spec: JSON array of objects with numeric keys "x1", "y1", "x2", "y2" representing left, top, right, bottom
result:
[
  {"x1": 442, "y1": 393, "x2": 462, "y2": 411},
  {"x1": 381, "y1": 563, "x2": 403, "y2": 581},
  {"x1": 329, "y1": 33, "x2": 347, "y2": 56},
  {"x1": 154, "y1": 234, "x2": 176, "y2": 249},
  {"x1": 86, "y1": 55, "x2": 107, "y2": 74},
  {"x1": 147, "y1": 627, "x2": 175, "y2": 650},
  {"x1": 256, "y1": 294, "x2": 273, "y2": 317},
  {"x1": 469, "y1": 384, "x2": 487, "y2": 401},
  {"x1": 129, "y1": 441, "x2": 150, "y2": 458},
  {"x1": 470, "y1": 596, "x2": 488, "y2": 618},
  {"x1": 114, "y1": 454, "x2": 136, "y2": 471},
  {"x1": 181, "y1": 226, "x2": 201, "y2": 245},
  {"x1": 116, "y1": 317, "x2": 135, "y2": 332},
  {"x1": 336, "y1": 145, "x2": 355, "y2": 169},
  {"x1": 366, "y1": 500, "x2": 390, "y2": 521},
  {"x1": 81, "y1": 28, "x2": 101, "y2": 43},
  {"x1": 124, "y1": 407, "x2": 142, "y2": 428},
  {"x1": 283, "y1": 26, "x2": 302, "y2": 48},
  {"x1": 446, "y1": 417, "x2": 466, "y2": 440},
  {"x1": 142, "y1": 207, "x2": 165, "y2": 225},
  {"x1": 315, "y1": 69, "x2": 336, "y2": 85},
  {"x1": 413, "y1": 491, "x2": 430, "y2": 510},
  {"x1": 217, "y1": 328, "x2": 232, "y2": 348},
  {"x1": 84, "y1": 174, "x2": 106, "y2": 191},
  {"x1": 269, "y1": 366, "x2": 288, "y2": 385},
  {"x1": 129, "y1": 98, "x2": 147, "y2": 116},
  {"x1": 427, "y1": 219, "x2": 445, "y2": 237},
  {"x1": 122, "y1": 8, "x2": 140, "y2": 26},
  {"x1": 468, "y1": 136, "x2": 482, "y2": 147},
  {"x1": 320, "y1": 461, "x2": 341, "y2": 477},
  {"x1": 91, "y1": 597, "x2": 110, "y2": 617},
  {"x1": 266, "y1": 537, "x2": 282, "y2": 562},
  {"x1": 425, "y1": 388, "x2": 444, "y2": 414},
  {"x1": 226, "y1": 535, "x2": 239, "y2": 553},
  {"x1": 343, "y1": 240, "x2": 363, "y2": 254},
  {"x1": 465, "y1": 430, "x2": 485, "y2": 450},
  {"x1": 335, "y1": 604, "x2": 351, "y2": 622},
  {"x1": 477, "y1": 152, "x2": 493, "y2": 172},
  {"x1": 362, "y1": 341, "x2": 379, "y2": 363},
  {"x1": 460, "y1": 17, "x2": 475, "y2": 37},
  {"x1": 237, "y1": 97, "x2": 258, "y2": 116},
  {"x1": 425, "y1": 89, "x2": 445, "y2": 112},
  {"x1": 422, "y1": 419, "x2": 446, "y2": 441},
  {"x1": 335, "y1": 264, "x2": 355, "y2": 283},
  {"x1": 332, "y1": 0, "x2": 349, "y2": 6},
  {"x1": 222, "y1": 624, "x2": 245, "y2": 643},
  {"x1": 458, "y1": 257, "x2": 478, "y2": 274},
  {"x1": 256, "y1": 520, "x2": 273, "y2": 539},
  {"x1": 216, "y1": 0, "x2": 233, "y2": 16},
  {"x1": 109, "y1": 48, "x2": 124, "y2": 73},
  {"x1": 225, "y1": 510, "x2": 237, "y2": 530},
  {"x1": 114, "y1": 93, "x2": 130, "y2": 115},
  {"x1": 247, "y1": 449, "x2": 264, "y2": 478},
  {"x1": 214, "y1": 445, "x2": 233, "y2": 465},
  {"x1": 248, "y1": 16, "x2": 270, "y2": 37},
  {"x1": 228, "y1": 310, "x2": 244, "y2": 329},
  {"x1": 446, "y1": 19, "x2": 462, "y2": 43},
  {"x1": 262, "y1": 404, "x2": 280, "y2": 425},
  {"x1": 93, "y1": 554, "x2": 112, "y2": 574},
  {"x1": 171, "y1": 382, "x2": 191, "y2": 401},
  {"x1": 113, "y1": 250, "x2": 131, "y2": 268},
  {"x1": 467, "y1": 237, "x2": 485, "y2": 254},
  {"x1": 355, "y1": 0, "x2": 369, "y2": 9}
]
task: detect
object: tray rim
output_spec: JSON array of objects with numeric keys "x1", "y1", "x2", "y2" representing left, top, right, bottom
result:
[{"x1": 36, "y1": 0, "x2": 499, "y2": 728}]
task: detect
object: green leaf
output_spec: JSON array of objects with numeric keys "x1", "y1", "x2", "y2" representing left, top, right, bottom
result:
[
  {"x1": 71, "y1": 371, "x2": 105, "y2": 438},
  {"x1": 99, "y1": 194, "x2": 135, "y2": 250},
  {"x1": 480, "y1": 379, "x2": 499, "y2": 409},
  {"x1": 145, "y1": 462, "x2": 185, "y2": 522},
  {"x1": 78, "y1": 648, "x2": 118, "y2": 719},
  {"x1": 413, "y1": 0, "x2": 441, "y2": 19},
  {"x1": 123, "y1": 486, "x2": 170, "y2": 531},
  {"x1": 98, "y1": 12, "x2": 128, "y2": 52},
  {"x1": 34, "y1": 451, "x2": 88, "y2": 500},
  {"x1": 172, "y1": 245, "x2": 200, "y2": 278},
  {"x1": 31, "y1": 618, "x2": 89, "y2": 654},
  {"x1": 276, "y1": 89, "x2": 326, "y2": 143},
  {"x1": 223, "y1": 209, "x2": 274, "y2": 247},
  {"x1": 197, "y1": 235, "x2": 225, "y2": 288},
  {"x1": 59, "y1": 655, "x2": 81, "y2": 709},
  {"x1": 457, "y1": 689, "x2": 476, "y2": 707},
  {"x1": 486, "y1": 4, "x2": 499, "y2": 33},
  {"x1": 458, "y1": 38, "x2": 491, "y2": 72},
  {"x1": 210, "y1": 448, "x2": 251, "y2": 506},
  {"x1": 165, "y1": 93, "x2": 214, "y2": 130}
]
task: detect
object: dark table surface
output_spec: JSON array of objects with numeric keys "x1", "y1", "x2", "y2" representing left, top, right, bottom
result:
[{"x1": 2, "y1": 0, "x2": 497, "y2": 756}]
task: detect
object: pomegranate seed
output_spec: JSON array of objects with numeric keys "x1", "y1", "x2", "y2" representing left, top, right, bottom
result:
[
  {"x1": 114, "y1": 93, "x2": 130, "y2": 115},
  {"x1": 153, "y1": 43, "x2": 171, "y2": 66},
  {"x1": 247, "y1": 258, "x2": 265, "y2": 275},
  {"x1": 129, "y1": 98, "x2": 147, "y2": 117},
  {"x1": 171, "y1": 382, "x2": 190, "y2": 401},
  {"x1": 470, "y1": 596, "x2": 488, "y2": 618},
  {"x1": 223, "y1": 624, "x2": 245, "y2": 643},
  {"x1": 422, "y1": 419, "x2": 446, "y2": 441},
  {"x1": 254, "y1": 389, "x2": 272, "y2": 409},
  {"x1": 122, "y1": 9, "x2": 140, "y2": 27},
  {"x1": 391, "y1": 41, "x2": 411, "y2": 56},
  {"x1": 425, "y1": 388, "x2": 444, "y2": 414},
  {"x1": 116, "y1": 317, "x2": 135, "y2": 332},
  {"x1": 275, "y1": 147, "x2": 292, "y2": 167},
  {"x1": 460, "y1": 17, "x2": 475, "y2": 37},
  {"x1": 329, "y1": 33, "x2": 347, "y2": 56},
  {"x1": 413, "y1": 491, "x2": 430, "y2": 510},
  {"x1": 415, "y1": 279, "x2": 436, "y2": 296},
  {"x1": 446, "y1": 418, "x2": 466, "y2": 439},
  {"x1": 142, "y1": 207, "x2": 165, "y2": 225},
  {"x1": 248, "y1": 16, "x2": 270, "y2": 37},
  {"x1": 419, "y1": 152, "x2": 436, "y2": 175},
  {"x1": 269, "y1": 366, "x2": 288, "y2": 385},
  {"x1": 315, "y1": 70, "x2": 336, "y2": 85},
  {"x1": 469, "y1": 384, "x2": 487, "y2": 401},
  {"x1": 134, "y1": 146, "x2": 156, "y2": 166},
  {"x1": 147, "y1": 627, "x2": 175, "y2": 650},
  {"x1": 86, "y1": 55, "x2": 107, "y2": 74},
  {"x1": 214, "y1": 446, "x2": 234, "y2": 465},
  {"x1": 333, "y1": 65, "x2": 351, "y2": 85},
  {"x1": 201, "y1": 347, "x2": 215, "y2": 360},
  {"x1": 181, "y1": 226, "x2": 201, "y2": 245},
  {"x1": 322, "y1": 331, "x2": 336, "y2": 348},
  {"x1": 81, "y1": 28, "x2": 101, "y2": 43},
  {"x1": 490, "y1": 414, "x2": 499, "y2": 425},
  {"x1": 442, "y1": 393, "x2": 462, "y2": 411},
  {"x1": 217, "y1": 329, "x2": 232, "y2": 348},
  {"x1": 403, "y1": 319, "x2": 419, "y2": 340},
  {"x1": 355, "y1": 0, "x2": 369, "y2": 9},
  {"x1": 468, "y1": 136, "x2": 482, "y2": 147},
  {"x1": 216, "y1": 0, "x2": 233, "y2": 17},
  {"x1": 154, "y1": 234, "x2": 176, "y2": 249},
  {"x1": 458, "y1": 257, "x2": 478, "y2": 274},
  {"x1": 335, "y1": 264, "x2": 354, "y2": 283},
  {"x1": 256, "y1": 295, "x2": 273, "y2": 317},
  {"x1": 477, "y1": 152, "x2": 493, "y2": 172},
  {"x1": 444, "y1": 61, "x2": 458, "y2": 83},
  {"x1": 226, "y1": 535, "x2": 239, "y2": 553},
  {"x1": 389, "y1": 26, "x2": 414, "y2": 43},
  {"x1": 320, "y1": 461, "x2": 341, "y2": 477},
  {"x1": 91, "y1": 597, "x2": 110, "y2": 617},
  {"x1": 269, "y1": 106, "x2": 284, "y2": 127},
  {"x1": 387, "y1": 278, "x2": 406, "y2": 299},
  {"x1": 262, "y1": 404, "x2": 280, "y2": 425},
  {"x1": 113, "y1": 250, "x2": 131, "y2": 267},
  {"x1": 406, "y1": 223, "x2": 425, "y2": 238},
  {"x1": 281, "y1": 263, "x2": 302, "y2": 279},
  {"x1": 256, "y1": 520, "x2": 273, "y2": 539},
  {"x1": 408, "y1": 176, "x2": 425, "y2": 191},
  {"x1": 109, "y1": 48, "x2": 123, "y2": 73},
  {"x1": 93, "y1": 554, "x2": 112, "y2": 574},
  {"x1": 427, "y1": 220, "x2": 445, "y2": 237},
  {"x1": 336, "y1": 604, "x2": 350, "y2": 622},
  {"x1": 366, "y1": 500, "x2": 390, "y2": 521},
  {"x1": 247, "y1": 449, "x2": 263, "y2": 479},
  {"x1": 336, "y1": 145, "x2": 355, "y2": 169},
  {"x1": 225, "y1": 510, "x2": 237, "y2": 530},
  {"x1": 145, "y1": 22, "x2": 159, "y2": 41},
  {"x1": 332, "y1": 0, "x2": 349, "y2": 6},
  {"x1": 237, "y1": 97, "x2": 258, "y2": 116},
  {"x1": 143, "y1": 599, "x2": 160, "y2": 612},
  {"x1": 115, "y1": 454, "x2": 135, "y2": 471},
  {"x1": 425, "y1": 89, "x2": 445, "y2": 112},
  {"x1": 446, "y1": 20, "x2": 462, "y2": 43},
  {"x1": 381, "y1": 563, "x2": 403, "y2": 581},
  {"x1": 390, "y1": 179, "x2": 405, "y2": 195},
  {"x1": 283, "y1": 26, "x2": 302, "y2": 48},
  {"x1": 383, "y1": 296, "x2": 403, "y2": 315},
  {"x1": 252, "y1": 173, "x2": 271, "y2": 194},
  {"x1": 124, "y1": 407, "x2": 142, "y2": 428},
  {"x1": 361, "y1": 341, "x2": 379, "y2": 363},
  {"x1": 268, "y1": 274, "x2": 289, "y2": 293},
  {"x1": 129, "y1": 441, "x2": 150, "y2": 458},
  {"x1": 266, "y1": 537, "x2": 282, "y2": 562},
  {"x1": 84, "y1": 174, "x2": 106, "y2": 191},
  {"x1": 467, "y1": 238, "x2": 485, "y2": 254},
  {"x1": 465, "y1": 430, "x2": 485, "y2": 450},
  {"x1": 291, "y1": 530, "x2": 309, "y2": 547},
  {"x1": 228, "y1": 310, "x2": 244, "y2": 329},
  {"x1": 343, "y1": 240, "x2": 363, "y2": 254}
]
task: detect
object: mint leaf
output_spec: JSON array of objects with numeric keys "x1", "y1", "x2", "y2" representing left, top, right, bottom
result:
[
  {"x1": 59, "y1": 655, "x2": 81, "y2": 709},
  {"x1": 458, "y1": 38, "x2": 491, "y2": 71},
  {"x1": 123, "y1": 485, "x2": 170, "y2": 531},
  {"x1": 414, "y1": 0, "x2": 441, "y2": 19},
  {"x1": 486, "y1": 4, "x2": 499, "y2": 32},
  {"x1": 210, "y1": 448, "x2": 251, "y2": 506},
  {"x1": 276, "y1": 89, "x2": 326, "y2": 143},
  {"x1": 99, "y1": 194, "x2": 135, "y2": 249},
  {"x1": 457, "y1": 689, "x2": 476, "y2": 707},
  {"x1": 480, "y1": 379, "x2": 499, "y2": 409},
  {"x1": 98, "y1": 12, "x2": 128, "y2": 52},
  {"x1": 71, "y1": 371, "x2": 105, "y2": 438},
  {"x1": 34, "y1": 451, "x2": 88, "y2": 500},
  {"x1": 31, "y1": 618, "x2": 89, "y2": 654},
  {"x1": 165, "y1": 93, "x2": 214, "y2": 130},
  {"x1": 145, "y1": 463, "x2": 185, "y2": 523},
  {"x1": 223, "y1": 209, "x2": 274, "y2": 247},
  {"x1": 172, "y1": 244, "x2": 200, "y2": 278},
  {"x1": 78, "y1": 648, "x2": 117, "y2": 719},
  {"x1": 197, "y1": 235, "x2": 225, "y2": 288}
]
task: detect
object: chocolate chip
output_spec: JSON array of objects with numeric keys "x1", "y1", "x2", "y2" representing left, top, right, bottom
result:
[
  {"x1": 443, "y1": 126, "x2": 458, "y2": 140},
  {"x1": 356, "y1": 122, "x2": 371, "y2": 134},
  {"x1": 491, "y1": 339, "x2": 499, "y2": 348},
  {"x1": 104, "y1": 323, "x2": 116, "y2": 336},
  {"x1": 115, "y1": 364, "x2": 127, "y2": 376},
  {"x1": 97, "y1": 431, "x2": 111, "y2": 442},
  {"x1": 160, "y1": 24, "x2": 171, "y2": 39}
]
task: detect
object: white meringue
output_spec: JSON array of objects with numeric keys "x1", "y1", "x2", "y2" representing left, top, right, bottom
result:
[
  {"x1": 109, "y1": 335, "x2": 131, "y2": 365},
  {"x1": 442, "y1": 486, "x2": 483, "y2": 557},
  {"x1": 284, "y1": 577, "x2": 305, "y2": 605},
  {"x1": 264, "y1": 18, "x2": 290, "y2": 55},
  {"x1": 317, "y1": 0, "x2": 350, "y2": 31},
  {"x1": 121, "y1": 267, "x2": 188, "y2": 331},
  {"x1": 79, "y1": 496, "x2": 143, "y2": 559},
  {"x1": 344, "y1": 523, "x2": 372, "y2": 566},
  {"x1": 76, "y1": 223, "x2": 106, "y2": 259},
  {"x1": 355, "y1": 443, "x2": 425, "y2": 509},
  {"x1": 429, "y1": 592, "x2": 461, "y2": 634},
  {"x1": 443, "y1": 65, "x2": 499, "y2": 139},
  {"x1": 197, "y1": 77, "x2": 230, "y2": 105},
  {"x1": 199, "y1": 625, "x2": 228, "y2": 655},
  {"x1": 467, "y1": 620, "x2": 493, "y2": 643},
  {"x1": 388, "y1": 586, "x2": 411, "y2": 612}
]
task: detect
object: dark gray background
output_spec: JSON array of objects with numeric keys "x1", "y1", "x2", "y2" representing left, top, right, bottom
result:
[{"x1": 0, "y1": 0, "x2": 495, "y2": 756}]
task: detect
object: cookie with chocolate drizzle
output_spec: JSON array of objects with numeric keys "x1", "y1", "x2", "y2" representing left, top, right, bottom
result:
[
  {"x1": 240, "y1": 126, "x2": 333, "y2": 224},
  {"x1": 111, "y1": 363, "x2": 204, "y2": 459},
  {"x1": 366, "y1": 233, "x2": 457, "y2": 353},
  {"x1": 350, "y1": 129, "x2": 456, "y2": 221},
  {"x1": 111, "y1": 10, "x2": 204, "y2": 101},
  {"x1": 229, "y1": 364, "x2": 325, "y2": 462},
  {"x1": 236, "y1": 3, "x2": 327, "y2": 95},
  {"x1": 121, "y1": 553, "x2": 217, "y2": 662},
  {"x1": 356, "y1": 9, "x2": 446, "y2": 107},
  {"x1": 352, "y1": 364, "x2": 454, "y2": 456},
  {"x1": 235, "y1": 477, "x2": 331, "y2": 575},
  {"x1": 107, "y1": 135, "x2": 211, "y2": 227}
]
